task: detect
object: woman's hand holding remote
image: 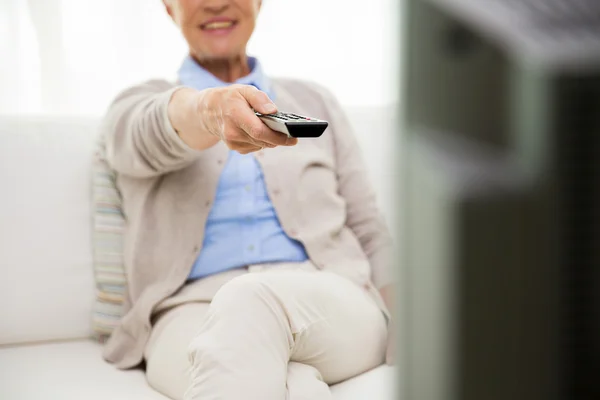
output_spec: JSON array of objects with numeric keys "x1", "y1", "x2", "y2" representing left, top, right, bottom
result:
[{"x1": 168, "y1": 84, "x2": 298, "y2": 154}]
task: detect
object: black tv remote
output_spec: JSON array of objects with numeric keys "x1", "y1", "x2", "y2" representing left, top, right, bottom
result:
[{"x1": 255, "y1": 111, "x2": 328, "y2": 138}]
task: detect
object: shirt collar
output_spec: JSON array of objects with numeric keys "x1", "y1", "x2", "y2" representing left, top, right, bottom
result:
[{"x1": 177, "y1": 55, "x2": 275, "y2": 100}]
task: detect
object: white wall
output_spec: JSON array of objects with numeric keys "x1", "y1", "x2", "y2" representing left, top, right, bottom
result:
[{"x1": 0, "y1": 0, "x2": 399, "y2": 116}]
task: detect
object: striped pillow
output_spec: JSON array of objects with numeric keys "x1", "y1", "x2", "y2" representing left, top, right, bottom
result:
[{"x1": 91, "y1": 138, "x2": 128, "y2": 341}]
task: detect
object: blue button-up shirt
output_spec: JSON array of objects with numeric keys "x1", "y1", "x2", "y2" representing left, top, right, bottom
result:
[{"x1": 178, "y1": 56, "x2": 308, "y2": 280}]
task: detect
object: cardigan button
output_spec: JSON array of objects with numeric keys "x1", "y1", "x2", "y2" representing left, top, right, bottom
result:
[{"x1": 272, "y1": 189, "x2": 280, "y2": 196}]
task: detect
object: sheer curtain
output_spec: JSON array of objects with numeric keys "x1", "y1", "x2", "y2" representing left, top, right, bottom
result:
[{"x1": 0, "y1": 0, "x2": 399, "y2": 116}]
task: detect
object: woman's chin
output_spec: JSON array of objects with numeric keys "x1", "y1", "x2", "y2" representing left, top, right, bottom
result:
[{"x1": 196, "y1": 48, "x2": 246, "y2": 62}]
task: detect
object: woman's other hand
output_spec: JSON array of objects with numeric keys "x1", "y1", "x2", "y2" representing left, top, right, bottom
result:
[{"x1": 168, "y1": 84, "x2": 298, "y2": 154}]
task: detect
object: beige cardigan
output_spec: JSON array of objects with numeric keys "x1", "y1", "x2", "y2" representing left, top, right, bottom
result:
[{"x1": 100, "y1": 78, "x2": 394, "y2": 369}]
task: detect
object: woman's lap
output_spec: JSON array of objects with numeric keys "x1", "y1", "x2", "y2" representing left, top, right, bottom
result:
[{"x1": 145, "y1": 267, "x2": 387, "y2": 400}]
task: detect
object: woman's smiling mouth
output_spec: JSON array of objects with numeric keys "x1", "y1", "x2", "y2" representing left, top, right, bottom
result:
[{"x1": 200, "y1": 18, "x2": 238, "y2": 33}]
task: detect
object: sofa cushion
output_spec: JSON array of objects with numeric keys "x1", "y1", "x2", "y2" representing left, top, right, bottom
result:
[
  {"x1": 0, "y1": 340, "x2": 397, "y2": 400},
  {"x1": 91, "y1": 139, "x2": 128, "y2": 340},
  {"x1": 0, "y1": 116, "x2": 98, "y2": 345}
]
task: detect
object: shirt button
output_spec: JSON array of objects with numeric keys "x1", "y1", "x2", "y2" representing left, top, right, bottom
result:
[
  {"x1": 205, "y1": 201, "x2": 211, "y2": 207},
  {"x1": 245, "y1": 185, "x2": 252, "y2": 192},
  {"x1": 193, "y1": 245, "x2": 200, "y2": 253},
  {"x1": 247, "y1": 245, "x2": 255, "y2": 252},
  {"x1": 217, "y1": 159, "x2": 223, "y2": 165},
  {"x1": 272, "y1": 189, "x2": 280, "y2": 196}
]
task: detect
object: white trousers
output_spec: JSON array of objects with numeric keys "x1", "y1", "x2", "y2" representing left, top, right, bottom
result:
[{"x1": 144, "y1": 265, "x2": 388, "y2": 400}]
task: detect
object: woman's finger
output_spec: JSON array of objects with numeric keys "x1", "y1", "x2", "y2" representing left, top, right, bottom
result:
[
  {"x1": 225, "y1": 125, "x2": 276, "y2": 149},
  {"x1": 236, "y1": 109, "x2": 294, "y2": 147},
  {"x1": 236, "y1": 84, "x2": 278, "y2": 115},
  {"x1": 226, "y1": 139, "x2": 264, "y2": 154}
]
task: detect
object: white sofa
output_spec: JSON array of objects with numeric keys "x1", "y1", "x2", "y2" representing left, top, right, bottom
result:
[{"x1": 0, "y1": 108, "x2": 397, "y2": 400}]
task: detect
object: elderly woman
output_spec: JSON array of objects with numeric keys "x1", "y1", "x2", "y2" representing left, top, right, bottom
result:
[{"x1": 100, "y1": 0, "x2": 395, "y2": 399}]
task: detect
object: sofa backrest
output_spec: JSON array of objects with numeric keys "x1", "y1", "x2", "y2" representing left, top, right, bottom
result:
[{"x1": 0, "y1": 107, "x2": 395, "y2": 345}]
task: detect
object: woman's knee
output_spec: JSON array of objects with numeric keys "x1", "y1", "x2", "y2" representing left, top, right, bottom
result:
[{"x1": 287, "y1": 362, "x2": 331, "y2": 400}]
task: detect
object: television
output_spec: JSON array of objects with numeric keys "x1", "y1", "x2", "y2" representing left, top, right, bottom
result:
[{"x1": 398, "y1": 1, "x2": 600, "y2": 399}]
